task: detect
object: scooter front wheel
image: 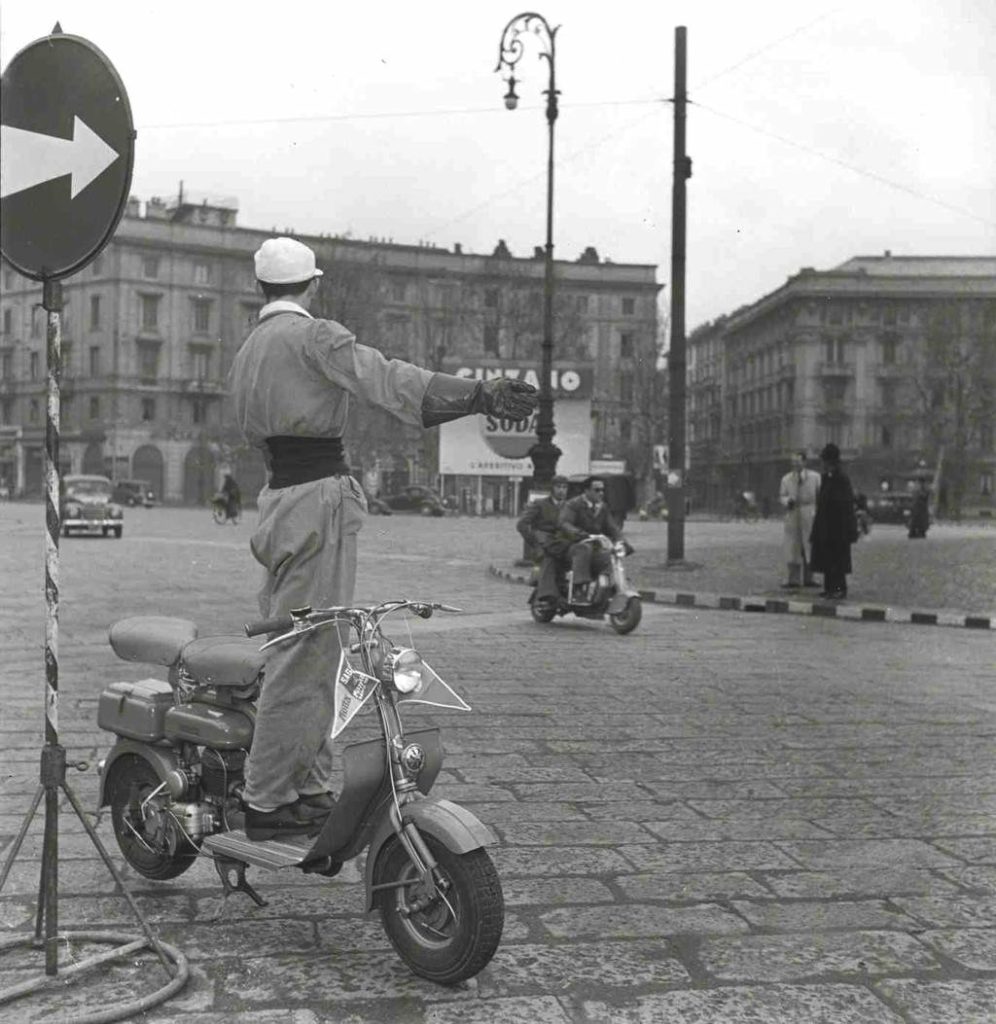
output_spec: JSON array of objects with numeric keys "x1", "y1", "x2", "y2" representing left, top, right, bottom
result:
[
  {"x1": 609, "y1": 596, "x2": 642, "y2": 635},
  {"x1": 375, "y1": 833, "x2": 504, "y2": 985},
  {"x1": 530, "y1": 597, "x2": 556, "y2": 624},
  {"x1": 108, "y1": 755, "x2": 199, "y2": 880}
]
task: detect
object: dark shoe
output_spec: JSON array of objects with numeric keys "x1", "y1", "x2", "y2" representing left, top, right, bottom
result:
[
  {"x1": 299, "y1": 791, "x2": 335, "y2": 812},
  {"x1": 827, "y1": 589, "x2": 847, "y2": 600},
  {"x1": 245, "y1": 801, "x2": 327, "y2": 841}
]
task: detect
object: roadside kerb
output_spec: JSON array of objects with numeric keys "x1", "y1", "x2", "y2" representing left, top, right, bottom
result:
[{"x1": 488, "y1": 564, "x2": 994, "y2": 631}]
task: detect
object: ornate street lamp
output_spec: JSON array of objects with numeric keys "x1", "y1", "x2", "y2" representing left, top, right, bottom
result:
[{"x1": 495, "y1": 12, "x2": 562, "y2": 487}]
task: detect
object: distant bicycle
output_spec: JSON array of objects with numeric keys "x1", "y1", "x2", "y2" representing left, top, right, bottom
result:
[{"x1": 211, "y1": 493, "x2": 240, "y2": 525}]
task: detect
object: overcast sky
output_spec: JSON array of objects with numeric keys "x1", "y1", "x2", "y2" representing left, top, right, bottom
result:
[{"x1": 1, "y1": 0, "x2": 993, "y2": 331}]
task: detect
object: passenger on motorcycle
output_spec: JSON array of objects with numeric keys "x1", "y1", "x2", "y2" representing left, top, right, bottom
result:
[
  {"x1": 558, "y1": 476, "x2": 624, "y2": 603},
  {"x1": 516, "y1": 475, "x2": 571, "y2": 608}
]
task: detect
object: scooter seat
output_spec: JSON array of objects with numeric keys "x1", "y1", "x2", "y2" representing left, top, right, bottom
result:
[
  {"x1": 109, "y1": 616, "x2": 199, "y2": 667},
  {"x1": 180, "y1": 635, "x2": 266, "y2": 688}
]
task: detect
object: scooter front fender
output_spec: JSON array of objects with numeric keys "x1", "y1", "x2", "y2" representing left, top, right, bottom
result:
[
  {"x1": 363, "y1": 797, "x2": 497, "y2": 912},
  {"x1": 607, "y1": 589, "x2": 641, "y2": 615},
  {"x1": 97, "y1": 738, "x2": 181, "y2": 806}
]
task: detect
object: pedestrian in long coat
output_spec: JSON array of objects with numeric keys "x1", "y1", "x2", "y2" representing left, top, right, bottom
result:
[
  {"x1": 778, "y1": 450, "x2": 820, "y2": 588},
  {"x1": 809, "y1": 443, "x2": 858, "y2": 599}
]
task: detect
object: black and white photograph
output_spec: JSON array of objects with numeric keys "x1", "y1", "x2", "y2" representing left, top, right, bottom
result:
[{"x1": 0, "y1": 1, "x2": 993, "y2": 1021}]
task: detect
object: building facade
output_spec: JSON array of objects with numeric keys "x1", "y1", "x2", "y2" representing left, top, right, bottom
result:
[
  {"x1": 688, "y1": 255, "x2": 996, "y2": 517},
  {"x1": 0, "y1": 194, "x2": 662, "y2": 505}
]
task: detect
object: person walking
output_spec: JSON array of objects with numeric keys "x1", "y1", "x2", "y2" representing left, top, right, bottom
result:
[
  {"x1": 220, "y1": 472, "x2": 241, "y2": 524},
  {"x1": 908, "y1": 478, "x2": 930, "y2": 539},
  {"x1": 778, "y1": 450, "x2": 821, "y2": 588},
  {"x1": 809, "y1": 443, "x2": 859, "y2": 600},
  {"x1": 228, "y1": 237, "x2": 536, "y2": 840},
  {"x1": 516, "y1": 475, "x2": 571, "y2": 609}
]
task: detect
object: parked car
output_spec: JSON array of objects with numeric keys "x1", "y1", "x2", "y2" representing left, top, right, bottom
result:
[
  {"x1": 364, "y1": 491, "x2": 393, "y2": 516},
  {"x1": 112, "y1": 478, "x2": 157, "y2": 508},
  {"x1": 383, "y1": 485, "x2": 446, "y2": 517},
  {"x1": 60, "y1": 475, "x2": 124, "y2": 538},
  {"x1": 866, "y1": 491, "x2": 913, "y2": 524}
]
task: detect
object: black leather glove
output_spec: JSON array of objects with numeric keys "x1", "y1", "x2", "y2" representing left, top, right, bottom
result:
[
  {"x1": 421, "y1": 373, "x2": 537, "y2": 427},
  {"x1": 478, "y1": 378, "x2": 538, "y2": 421}
]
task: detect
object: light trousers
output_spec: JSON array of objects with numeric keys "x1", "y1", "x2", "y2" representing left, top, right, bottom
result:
[{"x1": 242, "y1": 476, "x2": 366, "y2": 811}]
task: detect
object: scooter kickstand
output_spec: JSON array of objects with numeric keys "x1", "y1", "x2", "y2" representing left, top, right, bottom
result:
[{"x1": 213, "y1": 855, "x2": 269, "y2": 908}]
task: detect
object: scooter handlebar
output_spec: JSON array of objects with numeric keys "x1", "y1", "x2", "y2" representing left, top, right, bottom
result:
[{"x1": 244, "y1": 616, "x2": 294, "y2": 637}]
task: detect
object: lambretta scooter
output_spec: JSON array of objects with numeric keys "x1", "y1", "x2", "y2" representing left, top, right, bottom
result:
[
  {"x1": 528, "y1": 535, "x2": 642, "y2": 634},
  {"x1": 97, "y1": 599, "x2": 503, "y2": 985}
]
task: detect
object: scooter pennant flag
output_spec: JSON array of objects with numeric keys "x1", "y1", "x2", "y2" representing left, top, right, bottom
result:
[
  {"x1": 331, "y1": 651, "x2": 378, "y2": 739},
  {"x1": 396, "y1": 659, "x2": 471, "y2": 712}
]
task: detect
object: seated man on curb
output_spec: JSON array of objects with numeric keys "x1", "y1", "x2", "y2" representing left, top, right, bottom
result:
[
  {"x1": 558, "y1": 476, "x2": 622, "y2": 602},
  {"x1": 516, "y1": 475, "x2": 571, "y2": 608}
]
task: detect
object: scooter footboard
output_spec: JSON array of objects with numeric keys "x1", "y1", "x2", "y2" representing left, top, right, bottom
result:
[{"x1": 363, "y1": 798, "x2": 497, "y2": 912}]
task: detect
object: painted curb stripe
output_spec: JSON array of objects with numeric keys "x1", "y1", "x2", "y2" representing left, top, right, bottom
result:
[{"x1": 488, "y1": 565, "x2": 994, "y2": 630}]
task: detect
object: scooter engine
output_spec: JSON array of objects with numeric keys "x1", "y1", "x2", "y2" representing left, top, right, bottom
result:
[{"x1": 199, "y1": 749, "x2": 246, "y2": 799}]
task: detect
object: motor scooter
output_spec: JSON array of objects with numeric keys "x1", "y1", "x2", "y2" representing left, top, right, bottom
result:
[
  {"x1": 96, "y1": 599, "x2": 503, "y2": 985},
  {"x1": 527, "y1": 535, "x2": 642, "y2": 634}
]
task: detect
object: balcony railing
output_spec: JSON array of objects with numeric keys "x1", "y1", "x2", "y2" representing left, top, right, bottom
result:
[{"x1": 817, "y1": 362, "x2": 854, "y2": 377}]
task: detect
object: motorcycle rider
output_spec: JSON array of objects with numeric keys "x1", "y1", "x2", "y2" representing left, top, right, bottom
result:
[
  {"x1": 558, "y1": 476, "x2": 623, "y2": 603},
  {"x1": 516, "y1": 475, "x2": 571, "y2": 609},
  {"x1": 228, "y1": 237, "x2": 537, "y2": 840}
]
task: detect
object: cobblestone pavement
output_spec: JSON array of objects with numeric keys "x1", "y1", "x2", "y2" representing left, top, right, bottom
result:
[{"x1": 1, "y1": 505, "x2": 995, "y2": 1023}]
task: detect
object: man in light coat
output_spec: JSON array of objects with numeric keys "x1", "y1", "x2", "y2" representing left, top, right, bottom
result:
[{"x1": 778, "y1": 450, "x2": 820, "y2": 588}]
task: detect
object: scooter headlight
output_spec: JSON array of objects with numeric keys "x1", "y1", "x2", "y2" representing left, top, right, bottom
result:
[{"x1": 384, "y1": 647, "x2": 428, "y2": 695}]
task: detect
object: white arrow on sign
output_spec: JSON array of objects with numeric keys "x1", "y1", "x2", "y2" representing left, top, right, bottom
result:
[{"x1": 0, "y1": 115, "x2": 119, "y2": 200}]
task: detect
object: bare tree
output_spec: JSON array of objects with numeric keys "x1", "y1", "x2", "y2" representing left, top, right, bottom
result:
[{"x1": 909, "y1": 300, "x2": 996, "y2": 516}]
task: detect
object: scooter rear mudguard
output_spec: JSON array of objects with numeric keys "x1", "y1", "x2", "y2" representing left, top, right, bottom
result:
[
  {"x1": 98, "y1": 738, "x2": 182, "y2": 806},
  {"x1": 363, "y1": 798, "x2": 498, "y2": 911}
]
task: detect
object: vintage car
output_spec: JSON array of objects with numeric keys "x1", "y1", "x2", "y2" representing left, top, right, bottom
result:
[
  {"x1": 865, "y1": 491, "x2": 913, "y2": 524},
  {"x1": 112, "y1": 478, "x2": 157, "y2": 508},
  {"x1": 383, "y1": 484, "x2": 447, "y2": 517},
  {"x1": 60, "y1": 474, "x2": 124, "y2": 538}
]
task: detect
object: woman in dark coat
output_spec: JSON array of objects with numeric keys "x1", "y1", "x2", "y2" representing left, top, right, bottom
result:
[{"x1": 809, "y1": 443, "x2": 858, "y2": 599}]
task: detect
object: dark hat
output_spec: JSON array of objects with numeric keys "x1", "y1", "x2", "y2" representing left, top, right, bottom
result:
[
  {"x1": 819, "y1": 443, "x2": 841, "y2": 463},
  {"x1": 551, "y1": 475, "x2": 569, "y2": 485}
]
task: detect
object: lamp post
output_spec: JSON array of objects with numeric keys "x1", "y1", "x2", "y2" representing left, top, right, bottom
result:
[{"x1": 495, "y1": 11, "x2": 562, "y2": 488}]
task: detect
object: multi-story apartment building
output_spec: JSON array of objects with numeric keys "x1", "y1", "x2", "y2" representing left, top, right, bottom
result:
[
  {"x1": 0, "y1": 194, "x2": 661, "y2": 507},
  {"x1": 688, "y1": 255, "x2": 996, "y2": 516}
]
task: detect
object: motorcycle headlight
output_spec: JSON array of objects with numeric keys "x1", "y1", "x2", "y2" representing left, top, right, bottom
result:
[{"x1": 383, "y1": 647, "x2": 428, "y2": 695}]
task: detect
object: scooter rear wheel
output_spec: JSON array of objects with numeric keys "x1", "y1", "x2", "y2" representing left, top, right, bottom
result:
[
  {"x1": 375, "y1": 833, "x2": 504, "y2": 985},
  {"x1": 108, "y1": 755, "x2": 199, "y2": 880}
]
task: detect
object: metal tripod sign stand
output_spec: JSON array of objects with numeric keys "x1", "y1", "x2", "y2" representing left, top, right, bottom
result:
[{"x1": 0, "y1": 25, "x2": 188, "y2": 1020}]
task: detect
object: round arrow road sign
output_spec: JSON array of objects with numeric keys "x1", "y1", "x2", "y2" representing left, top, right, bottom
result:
[{"x1": 0, "y1": 31, "x2": 134, "y2": 281}]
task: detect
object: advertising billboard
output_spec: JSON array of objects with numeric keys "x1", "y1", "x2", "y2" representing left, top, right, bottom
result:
[{"x1": 438, "y1": 364, "x2": 592, "y2": 478}]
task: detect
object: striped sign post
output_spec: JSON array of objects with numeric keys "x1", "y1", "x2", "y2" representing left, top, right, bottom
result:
[
  {"x1": 40, "y1": 279, "x2": 63, "y2": 973},
  {"x1": 0, "y1": 28, "x2": 192, "y2": 1019}
]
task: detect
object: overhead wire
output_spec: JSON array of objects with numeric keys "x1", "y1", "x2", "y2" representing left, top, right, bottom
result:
[{"x1": 690, "y1": 99, "x2": 996, "y2": 228}]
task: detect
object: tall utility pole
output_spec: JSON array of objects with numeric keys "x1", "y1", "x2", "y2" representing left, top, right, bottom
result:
[{"x1": 667, "y1": 26, "x2": 691, "y2": 562}]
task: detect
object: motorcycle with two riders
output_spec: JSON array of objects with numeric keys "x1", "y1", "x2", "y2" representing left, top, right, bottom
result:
[
  {"x1": 528, "y1": 533, "x2": 642, "y2": 634},
  {"x1": 96, "y1": 598, "x2": 503, "y2": 985}
]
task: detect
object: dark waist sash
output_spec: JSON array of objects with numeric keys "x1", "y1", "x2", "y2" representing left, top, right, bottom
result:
[{"x1": 263, "y1": 436, "x2": 350, "y2": 489}]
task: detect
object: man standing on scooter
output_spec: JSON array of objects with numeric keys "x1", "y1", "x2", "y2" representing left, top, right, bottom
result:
[
  {"x1": 558, "y1": 476, "x2": 623, "y2": 603},
  {"x1": 229, "y1": 237, "x2": 536, "y2": 840}
]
